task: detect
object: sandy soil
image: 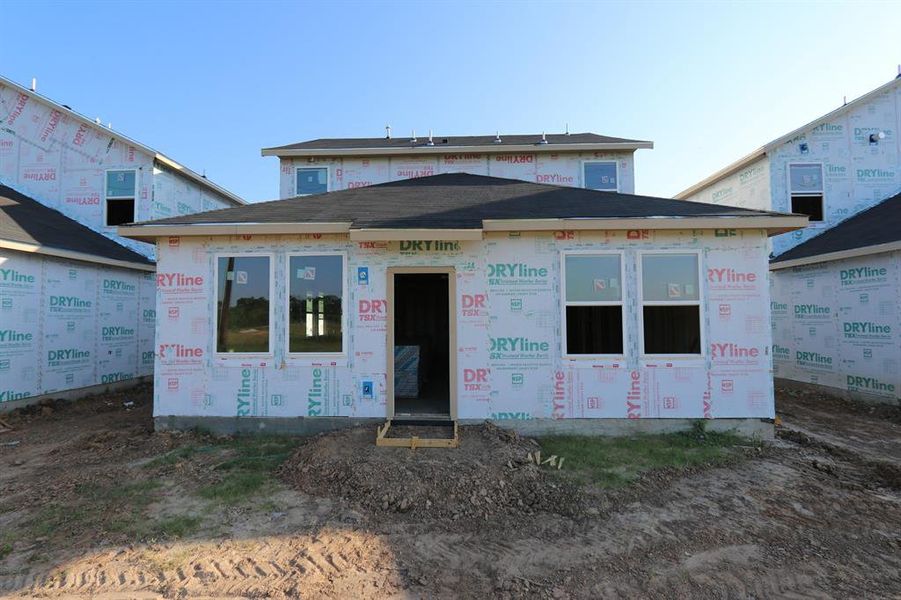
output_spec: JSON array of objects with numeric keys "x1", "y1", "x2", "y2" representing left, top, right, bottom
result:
[{"x1": 0, "y1": 385, "x2": 899, "y2": 599}]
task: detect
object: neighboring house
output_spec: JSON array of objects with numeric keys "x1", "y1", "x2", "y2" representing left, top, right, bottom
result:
[
  {"x1": 676, "y1": 76, "x2": 900, "y2": 258},
  {"x1": 262, "y1": 132, "x2": 653, "y2": 197},
  {"x1": 1, "y1": 185, "x2": 155, "y2": 405},
  {"x1": 770, "y1": 193, "x2": 900, "y2": 405},
  {"x1": 0, "y1": 75, "x2": 244, "y2": 410},
  {"x1": 119, "y1": 173, "x2": 805, "y2": 435},
  {"x1": 0, "y1": 75, "x2": 244, "y2": 260},
  {"x1": 677, "y1": 75, "x2": 900, "y2": 405}
]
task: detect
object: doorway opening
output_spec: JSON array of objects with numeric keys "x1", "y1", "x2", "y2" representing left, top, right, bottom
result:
[{"x1": 390, "y1": 271, "x2": 453, "y2": 418}]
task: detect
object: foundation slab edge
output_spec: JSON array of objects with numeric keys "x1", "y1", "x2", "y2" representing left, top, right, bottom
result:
[{"x1": 155, "y1": 415, "x2": 773, "y2": 439}]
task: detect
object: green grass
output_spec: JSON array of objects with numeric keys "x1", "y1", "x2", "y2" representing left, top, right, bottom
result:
[
  {"x1": 540, "y1": 424, "x2": 754, "y2": 489},
  {"x1": 143, "y1": 444, "x2": 217, "y2": 469},
  {"x1": 15, "y1": 435, "x2": 300, "y2": 550},
  {"x1": 154, "y1": 515, "x2": 202, "y2": 538},
  {"x1": 196, "y1": 436, "x2": 300, "y2": 505},
  {"x1": 0, "y1": 543, "x2": 12, "y2": 560}
]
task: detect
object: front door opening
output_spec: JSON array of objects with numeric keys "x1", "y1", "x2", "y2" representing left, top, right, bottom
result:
[{"x1": 393, "y1": 273, "x2": 450, "y2": 417}]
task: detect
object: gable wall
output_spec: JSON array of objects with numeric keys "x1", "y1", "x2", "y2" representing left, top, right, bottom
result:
[
  {"x1": 768, "y1": 82, "x2": 901, "y2": 256},
  {"x1": 0, "y1": 82, "x2": 237, "y2": 260}
]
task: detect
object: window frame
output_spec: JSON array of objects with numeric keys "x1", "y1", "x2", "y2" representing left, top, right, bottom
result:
[
  {"x1": 103, "y1": 168, "x2": 137, "y2": 227},
  {"x1": 295, "y1": 166, "x2": 331, "y2": 196},
  {"x1": 285, "y1": 251, "x2": 348, "y2": 358},
  {"x1": 637, "y1": 249, "x2": 705, "y2": 359},
  {"x1": 560, "y1": 250, "x2": 627, "y2": 360},
  {"x1": 581, "y1": 160, "x2": 620, "y2": 192},
  {"x1": 788, "y1": 162, "x2": 825, "y2": 222},
  {"x1": 213, "y1": 252, "x2": 276, "y2": 358}
]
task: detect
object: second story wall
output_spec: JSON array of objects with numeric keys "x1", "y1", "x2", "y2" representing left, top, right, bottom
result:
[
  {"x1": 278, "y1": 150, "x2": 636, "y2": 199},
  {"x1": 680, "y1": 80, "x2": 900, "y2": 257},
  {"x1": 0, "y1": 80, "x2": 239, "y2": 260},
  {"x1": 768, "y1": 81, "x2": 900, "y2": 256},
  {"x1": 681, "y1": 156, "x2": 771, "y2": 212}
]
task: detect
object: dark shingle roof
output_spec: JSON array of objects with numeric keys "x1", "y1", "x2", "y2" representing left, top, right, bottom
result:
[
  {"x1": 0, "y1": 184, "x2": 154, "y2": 266},
  {"x1": 772, "y1": 192, "x2": 901, "y2": 264},
  {"x1": 131, "y1": 173, "x2": 786, "y2": 230},
  {"x1": 264, "y1": 132, "x2": 649, "y2": 153}
]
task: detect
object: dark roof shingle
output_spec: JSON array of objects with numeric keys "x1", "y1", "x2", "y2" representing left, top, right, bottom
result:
[
  {"x1": 130, "y1": 173, "x2": 787, "y2": 230},
  {"x1": 772, "y1": 192, "x2": 901, "y2": 264},
  {"x1": 264, "y1": 132, "x2": 649, "y2": 153},
  {"x1": 0, "y1": 184, "x2": 154, "y2": 266}
]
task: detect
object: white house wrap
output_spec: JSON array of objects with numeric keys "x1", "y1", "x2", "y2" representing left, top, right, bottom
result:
[{"x1": 122, "y1": 173, "x2": 805, "y2": 433}]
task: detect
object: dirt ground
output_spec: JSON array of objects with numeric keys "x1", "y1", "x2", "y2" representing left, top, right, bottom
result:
[{"x1": 1, "y1": 385, "x2": 900, "y2": 599}]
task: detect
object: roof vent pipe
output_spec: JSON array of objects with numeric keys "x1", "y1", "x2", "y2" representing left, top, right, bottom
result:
[
  {"x1": 411, "y1": 129, "x2": 417, "y2": 143},
  {"x1": 565, "y1": 123, "x2": 569, "y2": 135},
  {"x1": 427, "y1": 129, "x2": 434, "y2": 146},
  {"x1": 30, "y1": 78, "x2": 37, "y2": 92},
  {"x1": 539, "y1": 132, "x2": 548, "y2": 145},
  {"x1": 385, "y1": 125, "x2": 391, "y2": 139},
  {"x1": 493, "y1": 131, "x2": 502, "y2": 144}
]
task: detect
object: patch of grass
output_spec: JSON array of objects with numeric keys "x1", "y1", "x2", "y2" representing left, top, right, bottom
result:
[
  {"x1": 196, "y1": 436, "x2": 300, "y2": 505},
  {"x1": 540, "y1": 424, "x2": 754, "y2": 489},
  {"x1": 143, "y1": 444, "x2": 216, "y2": 469},
  {"x1": 198, "y1": 472, "x2": 269, "y2": 503},
  {"x1": 154, "y1": 515, "x2": 202, "y2": 538},
  {"x1": 26, "y1": 479, "x2": 164, "y2": 540},
  {"x1": 0, "y1": 543, "x2": 12, "y2": 560}
]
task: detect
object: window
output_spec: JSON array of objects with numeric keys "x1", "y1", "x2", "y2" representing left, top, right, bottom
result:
[
  {"x1": 296, "y1": 167, "x2": 328, "y2": 196},
  {"x1": 563, "y1": 254, "x2": 624, "y2": 355},
  {"x1": 641, "y1": 253, "x2": 701, "y2": 355},
  {"x1": 789, "y1": 164, "x2": 824, "y2": 221},
  {"x1": 288, "y1": 254, "x2": 344, "y2": 354},
  {"x1": 583, "y1": 161, "x2": 618, "y2": 191},
  {"x1": 105, "y1": 170, "x2": 136, "y2": 226},
  {"x1": 216, "y1": 256, "x2": 271, "y2": 353}
]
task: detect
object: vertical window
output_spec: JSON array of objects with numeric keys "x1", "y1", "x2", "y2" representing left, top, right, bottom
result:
[
  {"x1": 216, "y1": 256, "x2": 271, "y2": 353},
  {"x1": 288, "y1": 255, "x2": 344, "y2": 353},
  {"x1": 789, "y1": 164, "x2": 824, "y2": 221},
  {"x1": 105, "y1": 170, "x2": 136, "y2": 226},
  {"x1": 296, "y1": 167, "x2": 328, "y2": 196},
  {"x1": 563, "y1": 254, "x2": 624, "y2": 355},
  {"x1": 583, "y1": 161, "x2": 618, "y2": 191},
  {"x1": 641, "y1": 253, "x2": 701, "y2": 355}
]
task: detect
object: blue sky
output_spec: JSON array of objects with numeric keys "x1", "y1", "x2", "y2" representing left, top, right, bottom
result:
[{"x1": 2, "y1": 1, "x2": 899, "y2": 202}]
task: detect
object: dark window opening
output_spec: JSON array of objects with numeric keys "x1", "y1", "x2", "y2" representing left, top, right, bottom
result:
[
  {"x1": 791, "y1": 195, "x2": 823, "y2": 222},
  {"x1": 288, "y1": 255, "x2": 343, "y2": 353},
  {"x1": 643, "y1": 305, "x2": 700, "y2": 354},
  {"x1": 106, "y1": 198, "x2": 135, "y2": 226},
  {"x1": 216, "y1": 256, "x2": 271, "y2": 353},
  {"x1": 566, "y1": 306, "x2": 623, "y2": 354}
]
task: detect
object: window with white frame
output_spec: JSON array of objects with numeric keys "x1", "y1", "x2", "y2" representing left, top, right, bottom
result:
[
  {"x1": 288, "y1": 254, "x2": 344, "y2": 354},
  {"x1": 789, "y1": 163, "x2": 824, "y2": 221},
  {"x1": 583, "y1": 161, "x2": 618, "y2": 191},
  {"x1": 216, "y1": 256, "x2": 271, "y2": 353},
  {"x1": 296, "y1": 167, "x2": 328, "y2": 196},
  {"x1": 563, "y1": 254, "x2": 624, "y2": 355},
  {"x1": 641, "y1": 253, "x2": 701, "y2": 355},
  {"x1": 105, "y1": 170, "x2": 136, "y2": 226}
]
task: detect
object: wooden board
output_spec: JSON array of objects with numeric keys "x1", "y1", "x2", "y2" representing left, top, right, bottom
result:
[{"x1": 375, "y1": 420, "x2": 459, "y2": 448}]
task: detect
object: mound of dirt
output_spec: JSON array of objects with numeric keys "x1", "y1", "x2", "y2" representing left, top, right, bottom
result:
[{"x1": 278, "y1": 422, "x2": 585, "y2": 525}]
